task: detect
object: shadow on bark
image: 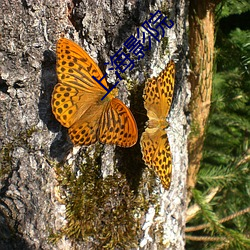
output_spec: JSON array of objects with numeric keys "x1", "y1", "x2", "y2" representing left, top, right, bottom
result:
[
  {"x1": 39, "y1": 49, "x2": 73, "y2": 161},
  {"x1": 0, "y1": 209, "x2": 33, "y2": 250}
]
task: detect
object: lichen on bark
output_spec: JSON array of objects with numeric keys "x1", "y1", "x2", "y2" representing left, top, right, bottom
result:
[{"x1": 0, "y1": 0, "x2": 189, "y2": 249}]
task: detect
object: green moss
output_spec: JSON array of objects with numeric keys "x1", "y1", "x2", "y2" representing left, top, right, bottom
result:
[
  {"x1": 0, "y1": 126, "x2": 38, "y2": 178},
  {"x1": 118, "y1": 74, "x2": 138, "y2": 92},
  {"x1": 0, "y1": 144, "x2": 13, "y2": 178},
  {"x1": 25, "y1": 126, "x2": 38, "y2": 138},
  {"x1": 51, "y1": 151, "x2": 156, "y2": 248},
  {"x1": 161, "y1": 2, "x2": 171, "y2": 16},
  {"x1": 189, "y1": 120, "x2": 201, "y2": 139},
  {"x1": 161, "y1": 37, "x2": 170, "y2": 55}
]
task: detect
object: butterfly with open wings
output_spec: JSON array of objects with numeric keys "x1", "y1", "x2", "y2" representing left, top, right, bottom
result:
[{"x1": 51, "y1": 38, "x2": 138, "y2": 147}]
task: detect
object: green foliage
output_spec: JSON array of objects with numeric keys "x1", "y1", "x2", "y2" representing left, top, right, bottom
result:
[
  {"x1": 187, "y1": 2, "x2": 250, "y2": 249},
  {"x1": 192, "y1": 189, "x2": 224, "y2": 233},
  {"x1": 218, "y1": 0, "x2": 250, "y2": 17}
]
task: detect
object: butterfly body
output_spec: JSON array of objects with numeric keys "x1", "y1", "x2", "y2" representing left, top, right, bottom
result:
[
  {"x1": 140, "y1": 61, "x2": 175, "y2": 190},
  {"x1": 52, "y1": 38, "x2": 138, "y2": 147}
]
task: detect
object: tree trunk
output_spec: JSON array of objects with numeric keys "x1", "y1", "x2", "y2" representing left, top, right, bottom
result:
[
  {"x1": 0, "y1": 0, "x2": 189, "y2": 249},
  {"x1": 187, "y1": 0, "x2": 221, "y2": 204}
]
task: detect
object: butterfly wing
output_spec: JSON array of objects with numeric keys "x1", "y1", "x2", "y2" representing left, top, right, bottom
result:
[
  {"x1": 52, "y1": 38, "x2": 138, "y2": 147},
  {"x1": 140, "y1": 60, "x2": 175, "y2": 189},
  {"x1": 143, "y1": 60, "x2": 175, "y2": 120},
  {"x1": 52, "y1": 38, "x2": 109, "y2": 128},
  {"x1": 56, "y1": 38, "x2": 108, "y2": 92},
  {"x1": 98, "y1": 98, "x2": 138, "y2": 147},
  {"x1": 67, "y1": 100, "x2": 106, "y2": 145},
  {"x1": 140, "y1": 128, "x2": 172, "y2": 190}
]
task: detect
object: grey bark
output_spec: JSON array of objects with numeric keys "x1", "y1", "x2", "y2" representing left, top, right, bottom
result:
[{"x1": 0, "y1": 0, "x2": 189, "y2": 249}]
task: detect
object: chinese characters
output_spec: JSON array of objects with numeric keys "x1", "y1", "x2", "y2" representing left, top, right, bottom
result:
[{"x1": 92, "y1": 10, "x2": 174, "y2": 100}]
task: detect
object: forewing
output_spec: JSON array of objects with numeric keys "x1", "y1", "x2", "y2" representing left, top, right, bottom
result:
[
  {"x1": 143, "y1": 60, "x2": 175, "y2": 119},
  {"x1": 56, "y1": 38, "x2": 108, "y2": 92},
  {"x1": 52, "y1": 38, "x2": 108, "y2": 128}
]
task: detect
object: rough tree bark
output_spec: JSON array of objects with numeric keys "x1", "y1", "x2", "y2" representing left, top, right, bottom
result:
[
  {"x1": 187, "y1": 0, "x2": 221, "y2": 204},
  {"x1": 0, "y1": 0, "x2": 189, "y2": 249}
]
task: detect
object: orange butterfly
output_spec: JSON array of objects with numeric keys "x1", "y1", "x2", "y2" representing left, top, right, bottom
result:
[
  {"x1": 140, "y1": 61, "x2": 175, "y2": 189},
  {"x1": 51, "y1": 38, "x2": 138, "y2": 147}
]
